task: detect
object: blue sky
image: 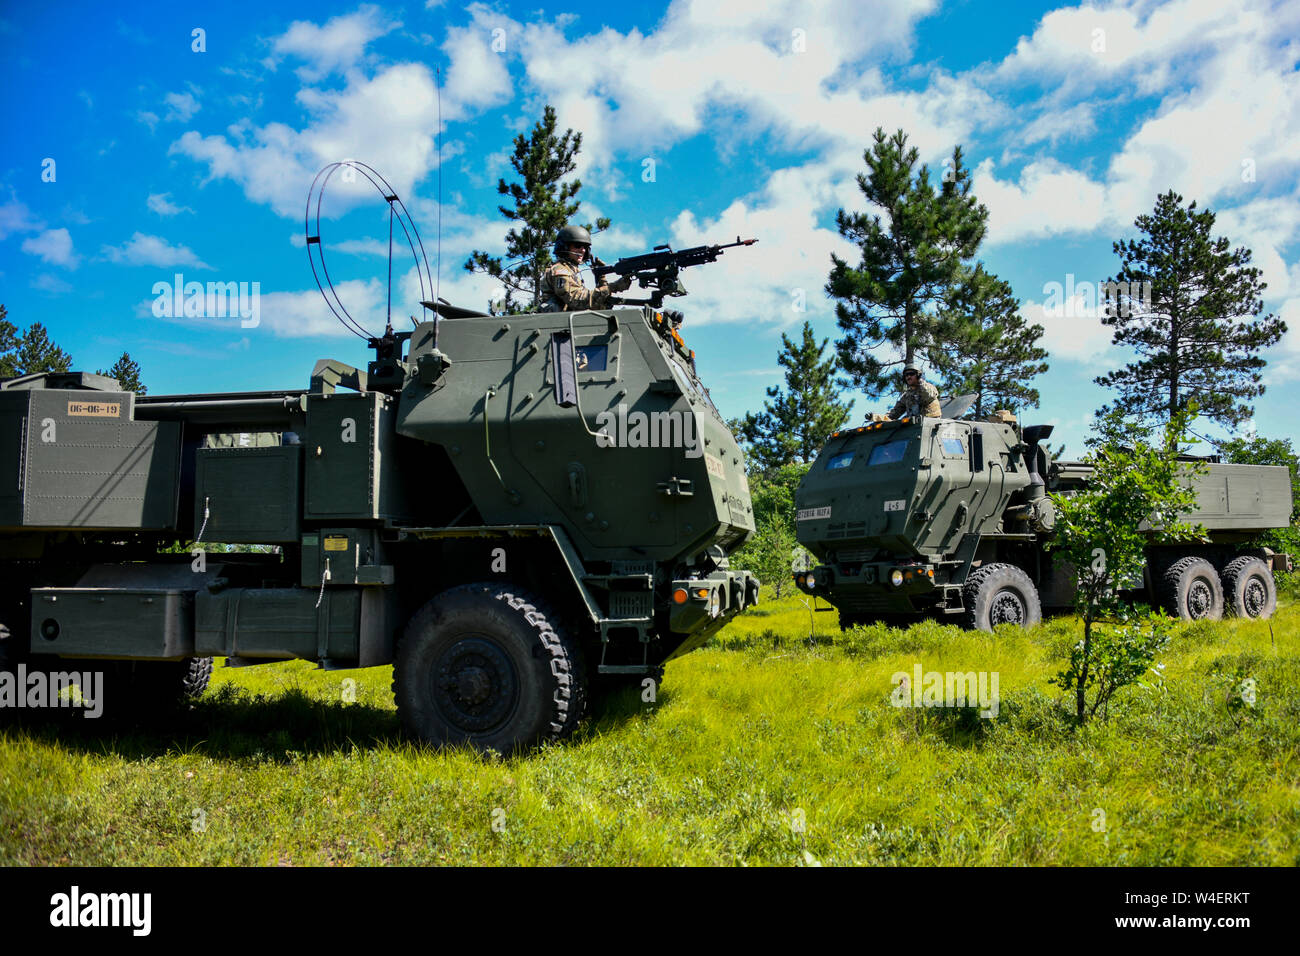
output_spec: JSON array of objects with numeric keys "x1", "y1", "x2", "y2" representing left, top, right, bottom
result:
[{"x1": 2, "y1": 0, "x2": 1298, "y2": 455}]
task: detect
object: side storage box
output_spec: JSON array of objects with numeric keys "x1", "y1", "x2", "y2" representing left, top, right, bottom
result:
[
  {"x1": 30, "y1": 588, "x2": 195, "y2": 659},
  {"x1": 195, "y1": 588, "x2": 361, "y2": 661},
  {"x1": 304, "y1": 391, "x2": 414, "y2": 521},
  {"x1": 0, "y1": 389, "x2": 181, "y2": 530},
  {"x1": 194, "y1": 445, "x2": 302, "y2": 543}
]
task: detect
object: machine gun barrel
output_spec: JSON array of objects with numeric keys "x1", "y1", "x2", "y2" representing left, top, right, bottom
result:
[{"x1": 592, "y1": 236, "x2": 757, "y2": 283}]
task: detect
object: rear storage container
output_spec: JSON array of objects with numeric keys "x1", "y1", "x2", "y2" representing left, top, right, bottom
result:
[{"x1": 0, "y1": 387, "x2": 181, "y2": 530}]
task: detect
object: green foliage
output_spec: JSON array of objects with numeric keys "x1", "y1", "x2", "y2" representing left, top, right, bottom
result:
[
  {"x1": 730, "y1": 462, "x2": 811, "y2": 598},
  {"x1": 747, "y1": 461, "x2": 810, "y2": 529},
  {"x1": 1095, "y1": 190, "x2": 1287, "y2": 428},
  {"x1": 738, "y1": 321, "x2": 853, "y2": 471},
  {"x1": 1210, "y1": 664, "x2": 1260, "y2": 727},
  {"x1": 1049, "y1": 404, "x2": 1206, "y2": 723},
  {"x1": 1050, "y1": 609, "x2": 1172, "y2": 722},
  {"x1": 930, "y1": 264, "x2": 1049, "y2": 417},
  {"x1": 827, "y1": 127, "x2": 988, "y2": 399},
  {"x1": 97, "y1": 351, "x2": 146, "y2": 395},
  {"x1": 464, "y1": 105, "x2": 609, "y2": 314},
  {"x1": 734, "y1": 514, "x2": 797, "y2": 599},
  {"x1": 0, "y1": 307, "x2": 73, "y2": 378}
]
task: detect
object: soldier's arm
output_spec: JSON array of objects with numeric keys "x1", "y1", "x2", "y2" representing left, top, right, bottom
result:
[
  {"x1": 553, "y1": 268, "x2": 612, "y2": 310},
  {"x1": 888, "y1": 395, "x2": 907, "y2": 419},
  {"x1": 921, "y1": 382, "x2": 941, "y2": 416}
]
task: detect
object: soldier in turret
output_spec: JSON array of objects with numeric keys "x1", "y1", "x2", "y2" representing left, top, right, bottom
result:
[
  {"x1": 889, "y1": 366, "x2": 941, "y2": 420},
  {"x1": 539, "y1": 225, "x2": 632, "y2": 312}
]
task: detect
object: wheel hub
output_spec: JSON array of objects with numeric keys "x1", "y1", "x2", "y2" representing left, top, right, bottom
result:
[
  {"x1": 1243, "y1": 577, "x2": 1267, "y2": 617},
  {"x1": 1187, "y1": 580, "x2": 1212, "y2": 617},
  {"x1": 990, "y1": 590, "x2": 1025, "y2": 626},
  {"x1": 456, "y1": 666, "x2": 492, "y2": 705},
  {"x1": 433, "y1": 637, "x2": 518, "y2": 733}
]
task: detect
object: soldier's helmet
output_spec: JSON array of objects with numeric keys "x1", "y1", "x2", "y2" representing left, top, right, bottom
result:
[
  {"x1": 902, "y1": 365, "x2": 921, "y2": 378},
  {"x1": 554, "y1": 224, "x2": 592, "y2": 259}
]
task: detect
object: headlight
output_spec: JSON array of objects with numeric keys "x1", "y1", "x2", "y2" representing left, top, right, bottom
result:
[
  {"x1": 804, "y1": 573, "x2": 816, "y2": 588},
  {"x1": 709, "y1": 590, "x2": 721, "y2": 618},
  {"x1": 890, "y1": 569, "x2": 904, "y2": 587}
]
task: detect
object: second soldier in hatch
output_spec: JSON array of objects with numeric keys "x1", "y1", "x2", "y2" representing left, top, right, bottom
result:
[
  {"x1": 889, "y1": 366, "x2": 941, "y2": 420},
  {"x1": 540, "y1": 225, "x2": 633, "y2": 312}
]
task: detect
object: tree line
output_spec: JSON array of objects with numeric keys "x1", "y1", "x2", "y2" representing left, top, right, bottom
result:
[
  {"x1": 731, "y1": 129, "x2": 1288, "y2": 592},
  {"x1": 0, "y1": 304, "x2": 145, "y2": 392}
]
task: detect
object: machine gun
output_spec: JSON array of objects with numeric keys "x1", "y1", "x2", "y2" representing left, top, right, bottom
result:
[{"x1": 592, "y1": 236, "x2": 757, "y2": 307}]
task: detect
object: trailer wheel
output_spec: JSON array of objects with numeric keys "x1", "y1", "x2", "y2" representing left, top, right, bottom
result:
[
  {"x1": 80, "y1": 658, "x2": 213, "y2": 721},
  {"x1": 393, "y1": 584, "x2": 586, "y2": 753},
  {"x1": 1160, "y1": 556, "x2": 1224, "y2": 621},
  {"x1": 128, "y1": 658, "x2": 213, "y2": 704},
  {"x1": 1221, "y1": 556, "x2": 1276, "y2": 620},
  {"x1": 962, "y1": 563, "x2": 1042, "y2": 632}
]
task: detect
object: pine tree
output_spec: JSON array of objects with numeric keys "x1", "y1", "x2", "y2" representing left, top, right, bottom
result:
[
  {"x1": 827, "y1": 127, "x2": 988, "y2": 399},
  {"x1": 1095, "y1": 190, "x2": 1286, "y2": 428},
  {"x1": 931, "y1": 265, "x2": 1049, "y2": 417},
  {"x1": 464, "y1": 105, "x2": 609, "y2": 314},
  {"x1": 98, "y1": 352, "x2": 146, "y2": 394},
  {"x1": 0, "y1": 305, "x2": 17, "y2": 373},
  {"x1": 0, "y1": 312, "x2": 73, "y2": 377},
  {"x1": 739, "y1": 321, "x2": 854, "y2": 472}
]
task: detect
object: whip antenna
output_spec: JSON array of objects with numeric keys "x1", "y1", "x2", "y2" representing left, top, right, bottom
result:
[
  {"x1": 304, "y1": 160, "x2": 436, "y2": 341},
  {"x1": 436, "y1": 66, "x2": 443, "y2": 320}
]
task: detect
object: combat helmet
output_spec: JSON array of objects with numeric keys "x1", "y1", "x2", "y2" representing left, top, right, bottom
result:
[{"x1": 553, "y1": 224, "x2": 592, "y2": 258}]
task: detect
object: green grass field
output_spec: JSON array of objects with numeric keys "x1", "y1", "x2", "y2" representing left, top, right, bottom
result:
[{"x1": 2, "y1": 593, "x2": 1297, "y2": 866}]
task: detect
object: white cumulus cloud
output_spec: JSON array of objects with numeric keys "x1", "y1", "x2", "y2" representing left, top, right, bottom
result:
[
  {"x1": 270, "y1": 4, "x2": 400, "y2": 81},
  {"x1": 21, "y1": 228, "x2": 79, "y2": 268},
  {"x1": 102, "y1": 232, "x2": 210, "y2": 269},
  {"x1": 147, "y1": 193, "x2": 193, "y2": 216}
]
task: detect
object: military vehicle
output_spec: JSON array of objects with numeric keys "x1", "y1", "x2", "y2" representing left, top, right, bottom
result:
[
  {"x1": 0, "y1": 163, "x2": 758, "y2": 753},
  {"x1": 793, "y1": 399, "x2": 1292, "y2": 630}
]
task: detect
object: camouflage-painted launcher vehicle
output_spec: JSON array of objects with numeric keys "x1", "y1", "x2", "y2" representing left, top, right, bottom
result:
[
  {"x1": 793, "y1": 401, "x2": 1292, "y2": 630},
  {"x1": 0, "y1": 306, "x2": 758, "y2": 752}
]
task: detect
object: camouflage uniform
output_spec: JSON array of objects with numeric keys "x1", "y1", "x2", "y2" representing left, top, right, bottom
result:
[
  {"x1": 889, "y1": 379, "x2": 941, "y2": 420},
  {"x1": 540, "y1": 260, "x2": 615, "y2": 312}
]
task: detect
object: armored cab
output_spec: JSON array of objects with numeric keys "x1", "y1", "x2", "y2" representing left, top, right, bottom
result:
[
  {"x1": 794, "y1": 405, "x2": 1292, "y2": 630},
  {"x1": 0, "y1": 306, "x2": 758, "y2": 752}
]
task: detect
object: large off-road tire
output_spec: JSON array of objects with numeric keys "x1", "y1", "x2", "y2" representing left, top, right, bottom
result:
[
  {"x1": 1221, "y1": 556, "x2": 1277, "y2": 620},
  {"x1": 392, "y1": 584, "x2": 586, "y2": 753},
  {"x1": 1160, "y1": 556, "x2": 1224, "y2": 621},
  {"x1": 962, "y1": 563, "x2": 1042, "y2": 632}
]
